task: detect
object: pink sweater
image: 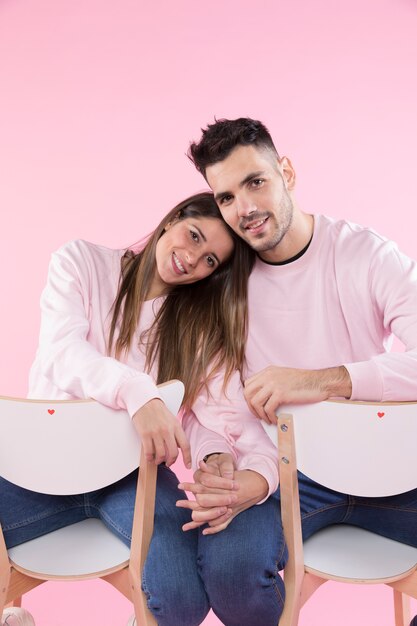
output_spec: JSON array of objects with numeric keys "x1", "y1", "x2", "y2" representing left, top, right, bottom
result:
[
  {"x1": 28, "y1": 239, "x2": 164, "y2": 416},
  {"x1": 184, "y1": 214, "x2": 417, "y2": 496}
]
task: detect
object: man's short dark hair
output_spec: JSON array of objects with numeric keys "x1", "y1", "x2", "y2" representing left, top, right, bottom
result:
[{"x1": 188, "y1": 117, "x2": 279, "y2": 178}]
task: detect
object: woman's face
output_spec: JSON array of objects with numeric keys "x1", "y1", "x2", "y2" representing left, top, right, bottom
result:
[{"x1": 153, "y1": 216, "x2": 234, "y2": 294}]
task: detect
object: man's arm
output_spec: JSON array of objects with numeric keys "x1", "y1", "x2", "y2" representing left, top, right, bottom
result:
[{"x1": 244, "y1": 365, "x2": 352, "y2": 423}]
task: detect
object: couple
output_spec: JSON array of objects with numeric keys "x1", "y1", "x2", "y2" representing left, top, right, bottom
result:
[{"x1": 2, "y1": 117, "x2": 417, "y2": 626}]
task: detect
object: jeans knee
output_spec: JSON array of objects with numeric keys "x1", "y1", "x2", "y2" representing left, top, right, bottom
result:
[{"x1": 142, "y1": 575, "x2": 209, "y2": 626}]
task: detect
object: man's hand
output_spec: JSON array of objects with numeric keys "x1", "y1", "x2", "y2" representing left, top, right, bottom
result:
[
  {"x1": 177, "y1": 454, "x2": 268, "y2": 535},
  {"x1": 132, "y1": 398, "x2": 191, "y2": 467},
  {"x1": 244, "y1": 365, "x2": 352, "y2": 423}
]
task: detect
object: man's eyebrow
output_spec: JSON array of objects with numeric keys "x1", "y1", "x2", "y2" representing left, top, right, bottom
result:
[{"x1": 214, "y1": 170, "x2": 266, "y2": 202}]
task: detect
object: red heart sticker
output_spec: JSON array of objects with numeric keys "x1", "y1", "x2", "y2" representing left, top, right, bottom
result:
[
  {"x1": 377, "y1": 412, "x2": 384, "y2": 418},
  {"x1": 48, "y1": 409, "x2": 55, "y2": 415}
]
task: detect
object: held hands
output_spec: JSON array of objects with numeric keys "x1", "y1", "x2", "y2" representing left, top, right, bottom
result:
[
  {"x1": 132, "y1": 398, "x2": 191, "y2": 468},
  {"x1": 176, "y1": 453, "x2": 268, "y2": 535},
  {"x1": 244, "y1": 365, "x2": 353, "y2": 424}
]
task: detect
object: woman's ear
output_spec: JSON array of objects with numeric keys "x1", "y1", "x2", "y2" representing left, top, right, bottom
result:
[{"x1": 164, "y1": 211, "x2": 182, "y2": 231}]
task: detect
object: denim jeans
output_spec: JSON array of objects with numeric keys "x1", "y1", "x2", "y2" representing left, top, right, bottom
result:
[
  {"x1": 196, "y1": 472, "x2": 417, "y2": 626},
  {"x1": 0, "y1": 465, "x2": 209, "y2": 626}
]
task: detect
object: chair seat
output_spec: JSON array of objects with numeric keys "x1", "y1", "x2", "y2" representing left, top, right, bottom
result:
[
  {"x1": 303, "y1": 524, "x2": 417, "y2": 581},
  {"x1": 8, "y1": 518, "x2": 130, "y2": 578}
]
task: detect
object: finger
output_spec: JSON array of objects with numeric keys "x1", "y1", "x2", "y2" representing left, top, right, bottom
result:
[
  {"x1": 178, "y1": 481, "x2": 205, "y2": 495},
  {"x1": 176, "y1": 499, "x2": 202, "y2": 511},
  {"x1": 263, "y1": 397, "x2": 279, "y2": 424},
  {"x1": 182, "y1": 520, "x2": 206, "y2": 532},
  {"x1": 202, "y1": 519, "x2": 233, "y2": 535},
  {"x1": 195, "y1": 492, "x2": 238, "y2": 508},
  {"x1": 207, "y1": 510, "x2": 233, "y2": 526},
  {"x1": 198, "y1": 469, "x2": 236, "y2": 491},
  {"x1": 175, "y1": 426, "x2": 192, "y2": 469},
  {"x1": 243, "y1": 372, "x2": 260, "y2": 387},
  {"x1": 163, "y1": 436, "x2": 179, "y2": 467},
  {"x1": 141, "y1": 435, "x2": 156, "y2": 463},
  {"x1": 198, "y1": 460, "x2": 221, "y2": 476},
  {"x1": 191, "y1": 506, "x2": 231, "y2": 523},
  {"x1": 248, "y1": 389, "x2": 274, "y2": 422},
  {"x1": 153, "y1": 435, "x2": 167, "y2": 465}
]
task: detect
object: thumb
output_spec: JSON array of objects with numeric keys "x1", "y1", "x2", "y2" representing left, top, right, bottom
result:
[{"x1": 218, "y1": 454, "x2": 235, "y2": 480}]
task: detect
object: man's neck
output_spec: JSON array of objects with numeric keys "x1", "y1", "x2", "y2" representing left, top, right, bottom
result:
[{"x1": 259, "y1": 211, "x2": 314, "y2": 264}]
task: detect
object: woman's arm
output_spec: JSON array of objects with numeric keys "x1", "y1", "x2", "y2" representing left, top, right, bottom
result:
[{"x1": 30, "y1": 240, "x2": 190, "y2": 466}]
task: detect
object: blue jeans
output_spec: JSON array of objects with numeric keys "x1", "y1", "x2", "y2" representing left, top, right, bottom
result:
[
  {"x1": 196, "y1": 472, "x2": 417, "y2": 626},
  {"x1": 0, "y1": 465, "x2": 209, "y2": 626}
]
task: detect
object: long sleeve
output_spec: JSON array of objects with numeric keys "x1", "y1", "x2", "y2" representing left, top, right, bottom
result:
[
  {"x1": 28, "y1": 240, "x2": 161, "y2": 416},
  {"x1": 186, "y1": 371, "x2": 279, "y2": 499},
  {"x1": 340, "y1": 239, "x2": 417, "y2": 401}
]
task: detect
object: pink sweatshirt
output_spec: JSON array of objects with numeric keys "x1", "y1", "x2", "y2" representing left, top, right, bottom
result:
[
  {"x1": 184, "y1": 214, "x2": 417, "y2": 496},
  {"x1": 28, "y1": 239, "x2": 164, "y2": 416}
]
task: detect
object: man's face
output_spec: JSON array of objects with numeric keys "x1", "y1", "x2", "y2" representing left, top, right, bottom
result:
[{"x1": 206, "y1": 144, "x2": 295, "y2": 257}]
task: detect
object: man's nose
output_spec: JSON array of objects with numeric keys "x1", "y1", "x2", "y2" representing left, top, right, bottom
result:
[{"x1": 236, "y1": 196, "x2": 257, "y2": 218}]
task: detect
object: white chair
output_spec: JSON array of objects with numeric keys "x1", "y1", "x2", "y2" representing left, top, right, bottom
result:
[
  {"x1": 262, "y1": 400, "x2": 417, "y2": 626},
  {"x1": 0, "y1": 380, "x2": 184, "y2": 626}
]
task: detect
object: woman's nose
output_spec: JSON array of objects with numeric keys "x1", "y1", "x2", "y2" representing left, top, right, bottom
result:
[{"x1": 185, "y1": 251, "x2": 196, "y2": 267}]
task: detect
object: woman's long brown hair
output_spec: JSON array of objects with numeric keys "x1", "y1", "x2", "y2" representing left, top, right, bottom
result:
[{"x1": 108, "y1": 192, "x2": 255, "y2": 409}]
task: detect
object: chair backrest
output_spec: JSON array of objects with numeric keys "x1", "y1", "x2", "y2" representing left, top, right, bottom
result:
[
  {"x1": 263, "y1": 399, "x2": 417, "y2": 497},
  {"x1": 0, "y1": 380, "x2": 184, "y2": 496}
]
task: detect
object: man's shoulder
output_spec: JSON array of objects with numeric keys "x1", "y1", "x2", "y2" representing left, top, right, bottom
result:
[
  {"x1": 316, "y1": 214, "x2": 393, "y2": 261},
  {"x1": 317, "y1": 214, "x2": 388, "y2": 245}
]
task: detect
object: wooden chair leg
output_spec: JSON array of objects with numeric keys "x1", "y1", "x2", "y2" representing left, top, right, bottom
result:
[
  {"x1": 129, "y1": 451, "x2": 158, "y2": 626},
  {"x1": 278, "y1": 570, "x2": 304, "y2": 626},
  {"x1": 393, "y1": 589, "x2": 410, "y2": 626},
  {"x1": 0, "y1": 527, "x2": 11, "y2": 616}
]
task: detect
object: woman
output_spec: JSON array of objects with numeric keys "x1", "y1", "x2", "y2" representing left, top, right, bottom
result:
[{"x1": 0, "y1": 192, "x2": 255, "y2": 626}]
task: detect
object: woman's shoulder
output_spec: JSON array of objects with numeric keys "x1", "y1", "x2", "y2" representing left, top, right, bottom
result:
[
  {"x1": 52, "y1": 239, "x2": 124, "y2": 267},
  {"x1": 49, "y1": 240, "x2": 125, "y2": 284}
]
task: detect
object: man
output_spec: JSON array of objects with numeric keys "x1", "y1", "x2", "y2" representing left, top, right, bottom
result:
[{"x1": 177, "y1": 118, "x2": 417, "y2": 626}]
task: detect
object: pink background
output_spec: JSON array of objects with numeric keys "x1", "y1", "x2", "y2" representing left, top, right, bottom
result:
[{"x1": 1, "y1": 0, "x2": 417, "y2": 623}]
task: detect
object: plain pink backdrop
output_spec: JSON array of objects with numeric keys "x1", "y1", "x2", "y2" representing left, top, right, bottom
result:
[{"x1": 1, "y1": 0, "x2": 417, "y2": 624}]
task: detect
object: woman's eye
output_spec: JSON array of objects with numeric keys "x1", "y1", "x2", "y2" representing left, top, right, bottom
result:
[
  {"x1": 190, "y1": 230, "x2": 199, "y2": 242},
  {"x1": 206, "y1": 256, "x2": 215, "y2": 267}
]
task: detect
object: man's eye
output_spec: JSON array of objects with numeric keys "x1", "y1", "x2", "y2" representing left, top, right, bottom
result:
[
  {"x1": 206, "y1": 256, "x2": 215, "y2": 267},
  {"x1": 220, "y1": 195, "x2": 233, "y2": 204},
  {"x1": 251, "y1": 179, "x2": 264, "y2": 187}
]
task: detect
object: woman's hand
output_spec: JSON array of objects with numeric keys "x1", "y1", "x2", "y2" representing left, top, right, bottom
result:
[
  {"x1": 132, "y1": 398, "x2": 191, "y2": 468},
  {"x1": 177, "y1": 454, "x2": 268, "y2": 534}
]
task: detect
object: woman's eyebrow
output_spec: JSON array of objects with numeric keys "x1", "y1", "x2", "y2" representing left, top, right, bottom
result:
[{"x1": 193, "y1": 224, "x2": 220, "y2": 264}]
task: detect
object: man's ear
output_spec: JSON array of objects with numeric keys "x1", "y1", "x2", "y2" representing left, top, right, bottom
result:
[{"x1": 278, "y1": 156, "x2": 296, "y2": 190}]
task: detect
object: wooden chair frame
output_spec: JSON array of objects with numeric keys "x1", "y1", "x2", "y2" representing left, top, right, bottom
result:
[
  {"x1": 0, "y1": 381, "x2": 184, "y2": 625},
  {"x1": 0, "y1": 455, "x2": 157, "y2": 625},
  {"x1": 272, "y1": 401, "x2": 417, "y2": 626}
]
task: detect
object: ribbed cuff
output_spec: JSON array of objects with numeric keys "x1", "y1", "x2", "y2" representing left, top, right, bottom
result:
[
  {"x1": 344, "y1": 359, "x2": 384, "y2": 402},
  {"x1": 117, "y1": 374, "x2": 162, "y2": 418}
]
